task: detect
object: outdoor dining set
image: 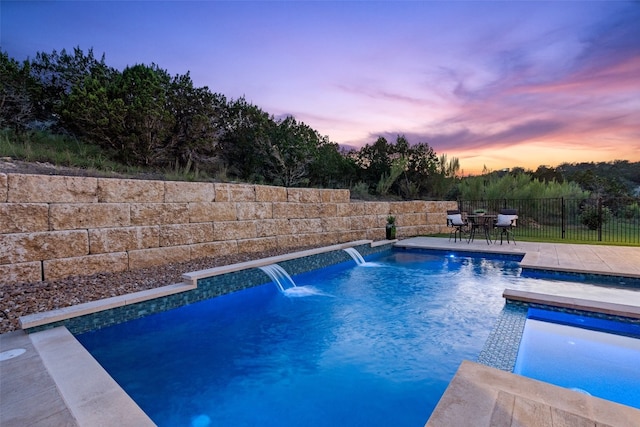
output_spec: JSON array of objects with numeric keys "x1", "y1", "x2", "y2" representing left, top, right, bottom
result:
[{"x1": 446, "y1": 209, "x2": 518, "y2": 245}]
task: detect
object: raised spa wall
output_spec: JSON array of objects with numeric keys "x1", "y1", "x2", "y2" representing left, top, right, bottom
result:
[{"x1": 0, "y1": 173, "x2": 455, "y2": 285}]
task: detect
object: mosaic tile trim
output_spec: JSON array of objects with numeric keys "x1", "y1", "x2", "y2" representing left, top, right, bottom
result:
[
  {"x1": 477, "y1": 303, "x2": 527, "y2": 371},
  {"x1": 26, "y1": 243, "x2": 393, "y2": 335},
  {"x1": 478, "y1": 299, "x2": 640, "y2": 372},
  {"x1": 521, "y1": 268, "x2": 640, "y2": 289}
]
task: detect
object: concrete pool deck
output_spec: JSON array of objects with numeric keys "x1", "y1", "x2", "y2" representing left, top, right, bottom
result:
[{"x1": 1, "y1": 238, "x2": 640, "y2": 426}]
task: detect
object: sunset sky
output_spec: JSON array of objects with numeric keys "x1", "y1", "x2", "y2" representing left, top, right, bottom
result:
[{"x1": 2, "y1": 1, "x2": 639, "y2": 175}]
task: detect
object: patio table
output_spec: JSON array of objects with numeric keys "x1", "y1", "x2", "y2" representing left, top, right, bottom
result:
[{"x1": 467, "y1": 214, "x2": 496, "y2": 244}]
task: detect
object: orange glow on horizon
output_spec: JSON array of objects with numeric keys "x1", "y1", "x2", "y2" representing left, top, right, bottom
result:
[{"x1": 450, "y1": 140, "x2": 640, "y2": 176}]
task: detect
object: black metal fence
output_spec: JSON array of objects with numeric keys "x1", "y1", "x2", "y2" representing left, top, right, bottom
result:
[{"x1": 457, "y1": 197, "x2": 640, "y2": 244}]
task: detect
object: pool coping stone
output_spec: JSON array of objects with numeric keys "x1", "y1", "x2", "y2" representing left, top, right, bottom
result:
[
  {"x1": 426, "y1": 360, "x2": 640, "y2": 427},
  {"x1": 29, "y1": 326, "x2": 154, "y2": 427},
  {"x1": 19, "y1": 282, "x2": 196, "y2": 330},
  {"x1": 503, "y1": 288, "x2": 640, "y2": 320}
]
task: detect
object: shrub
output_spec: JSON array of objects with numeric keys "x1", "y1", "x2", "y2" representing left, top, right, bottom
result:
[
  {"x1": 579, "y1": 205, "x2": 612, "y2": 230},
  {"x1": 624, "y1": 202, "x2": 640, "y2": 219},
  {"x1": 350, "y1": 181, "x2": 371, "y2": 200}
]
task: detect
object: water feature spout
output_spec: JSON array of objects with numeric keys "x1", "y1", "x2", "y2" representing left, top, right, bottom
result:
[
  {"x1": 343, "y1": 247, "x2": 366, "y2": 265},
  {"x1": 259, "y1": 264, "x2": 297, "y2": 292}
]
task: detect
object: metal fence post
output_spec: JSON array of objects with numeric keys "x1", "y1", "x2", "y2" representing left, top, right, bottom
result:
[
  {"x1": 561, "y1": 197, "x2": 565, "y2": 239},
  {"x1": 598, "y1": 197, "x2": 603, "y2": 241}
]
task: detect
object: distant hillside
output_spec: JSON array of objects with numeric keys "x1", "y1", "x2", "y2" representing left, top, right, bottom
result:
[{"x1": 557, "y1": 161, "x2": 640, "y2": 196}]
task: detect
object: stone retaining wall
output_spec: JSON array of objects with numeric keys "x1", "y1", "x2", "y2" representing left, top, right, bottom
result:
[{"x1": 0, "y1": 173, "x2": 455, "y2": 284}]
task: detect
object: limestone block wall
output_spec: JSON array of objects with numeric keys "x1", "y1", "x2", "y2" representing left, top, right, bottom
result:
[{"x1": 0, "y1": 173, "x2": 456, "y2": 284}]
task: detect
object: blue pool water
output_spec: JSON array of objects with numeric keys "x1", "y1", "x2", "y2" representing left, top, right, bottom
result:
[
  {"x1": 514, "y1": 308, "x2": 640, "y2": 409},
  {"x1": 77, "y1": 250, "x2": 523, "y2": 426}
]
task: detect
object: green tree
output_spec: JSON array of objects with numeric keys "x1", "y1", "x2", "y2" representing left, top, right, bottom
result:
[
  {"x1": 112, "y1": 64, "x2": 174, "y2": 165},
  {"x1": 558, "y1": 161, "x2": 640, "y2": 197},
  {"x1": 165, "y1": 74, "x2": 227, "y2": 174},
  {"x1": 309, "y1": 142, "x2": 358, "y2": 188},
  {"x1": 59, "y1": 62, "x2": 175, "y2": 166},
  {"x1": 0, "y1": 52, "x2": 36, "y2": 133},
  {"x1": 355, "y1": 136, "x2": 393, "y2": 192},
  {"x1": 55, "y1": 50, "x2": 228, "y2": 170},
  {"x1": 58, "y1": 62, "x2": 122, "y2": 151},
  {"x1": 402, "y1": 141, "x2": 439, "y2": 197},
  {"x1": 29, "y1": 47, "x2": 110, "y2": 126},
  {"x1": 217, "y1": 98, "x2": 275, "y2": 182},
  {"x1": 266, "y1": 116, "x2": 320, "y2": 187},
  {"x1": 532, "y1": 165, "x2": 563, "y2": 183},
  {"x1": 354, "y1": 135, "x2": 442, "y2": 198}
]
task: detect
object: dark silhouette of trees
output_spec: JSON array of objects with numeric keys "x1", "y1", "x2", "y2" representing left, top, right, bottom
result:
[
  {"x1": 9, "y1": 48, "x2": 636, "y2": 200},
  {"x1": 165, "y1": 74, "x2": 227, "y2": 174},
  {"x1": 29, "y1": 48, "x2": 111, "y2": 127},
  {"x1": 532, "y1": 165, "x2": 564, "y2": 184},
  {"x1": 0, "y1": 52, "x2": 35, "y2": 133},
  {"x1": 352, "y1": 135, "x2": 447, "y2": 198},
  {"x1": 216, "y1": 98, "x2": 275, "y2": 182},
  {"x1": 266, "y1": 116, "x2": 321, "y2": 187},
  {"x1": 1, "y1": 47, "x2": 456, "y2": 196},
  {"x1": 558, "y1": 161, "x2": 639, "y2": 197},
  {"x1": 308, "y1": 142, "x2": 358, "y2": 188}
]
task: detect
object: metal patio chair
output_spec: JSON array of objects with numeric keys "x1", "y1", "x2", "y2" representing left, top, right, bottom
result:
[
  {"x1": 446, "y1": 210, "x2": 468, "y2": 242},
  {"x1": 493, "y1": 209, "x2": 518, "y2": 245}
]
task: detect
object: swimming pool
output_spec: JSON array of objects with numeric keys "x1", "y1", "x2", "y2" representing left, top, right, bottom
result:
[
  {"x1": 514, "y1": 308, "x2": 640, "y2": 409},
  {"x1": 76, "y1": 249, "x2": 530, "y2": 426}
]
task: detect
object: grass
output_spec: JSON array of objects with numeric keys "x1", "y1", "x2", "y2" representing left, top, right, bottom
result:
[
  {"x1": 0, "y1": 130, "x2": 210, "y2": 182},
  {"x1": 2, "y1": 130, "x2": 113, "y2": 169},
  {"x1": 515, "y1": 223, "x2": 640, "y2": 246},
  {"x1": 434, "y1": 225, "x2": 640, "y2": 247}
]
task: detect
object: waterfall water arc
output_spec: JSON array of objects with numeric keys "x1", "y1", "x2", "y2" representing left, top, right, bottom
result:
[
  {"x1": 259, "y1": 264, "x2": 297, "y2": 292},
  {"x1": 259, "y1": 264, "x2": 330, "y2": 297},
  {"x1": 343, "y1": 247, "x2": 366, "y2": 266}
]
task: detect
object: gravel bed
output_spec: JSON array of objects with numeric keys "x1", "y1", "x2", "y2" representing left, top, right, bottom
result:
[{"x1": 0, "y1": 246, "x2": 316, "y2": 334}]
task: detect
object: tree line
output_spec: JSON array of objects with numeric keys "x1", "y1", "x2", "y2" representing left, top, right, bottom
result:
[
  {"x1": 1, "y1": 48, "x2": 461, "y2": 198},
  {"x1": 2, "y1": 48, "x2": 637, "y2": 201}
]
